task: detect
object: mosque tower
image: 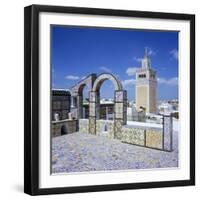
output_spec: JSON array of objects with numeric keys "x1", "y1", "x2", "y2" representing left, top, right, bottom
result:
[{"x1": 135, "y1": 48, "x2": 157, "y2": 113}]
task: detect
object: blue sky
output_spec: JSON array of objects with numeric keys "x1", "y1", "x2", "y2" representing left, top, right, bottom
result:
[{"x1": 52, "y1": 26, "x2": 178, "y2": 101}]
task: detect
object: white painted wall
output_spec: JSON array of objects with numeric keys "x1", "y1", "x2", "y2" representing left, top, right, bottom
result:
[{"x1": 0, "y1": 0, "x2": 199, "y2": 199}]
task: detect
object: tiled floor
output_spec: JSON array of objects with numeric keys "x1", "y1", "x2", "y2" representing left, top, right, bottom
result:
[{"x1": 52, "y1": 130, "x2": 178, "y2": 174}]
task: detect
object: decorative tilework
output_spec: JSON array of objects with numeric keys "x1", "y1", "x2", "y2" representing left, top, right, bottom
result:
[
  {"x1": 115, "y1": 91, "x2": 124, "y2": 102},
  {"x1": 114, "y1": 119, "x2": 123, "y2": 139},
  {"x1": 115, "y1": 103, "x2": 123, "y2": 119},
  {"x1": 163, "y1": 116, "x2": 173, "y2": 151},
  {"x1": 79, "y1": 119, "x2": 89, "y2": 134},
  {"x1": 121, "y1": 127, "x2": 145, "y2": 146},
  {"x1": 89, "y1": 103, "x2": 96, "y2": 117},
  {"x1": 89, "y1": 117, "x2": 96, "y2": 135},
  {"x1": 146, "y1": 130, "x2": 163, "y2": 149},
  {"x1": 96, "y1": 120, "x2": 114, "y2": 139}
]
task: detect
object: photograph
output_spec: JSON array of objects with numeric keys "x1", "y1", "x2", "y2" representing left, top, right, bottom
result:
[
  {"x1": 24, "y1": 5, "x2": 195, "y2": 195},
  {"x1": 51, "y1": 25, "x2": 179, "y2": 174}
]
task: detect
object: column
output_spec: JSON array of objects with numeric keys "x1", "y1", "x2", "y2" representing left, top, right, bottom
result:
[
  {"x1": 106, "y1": 106, "x2": 108, "y2": 120},
  {"x1": 89, "y1": 91, "x2": 97, "y2": 135},
  {"x1": 163, "y1": 115, "x2": 173, "y2": 151},
  {"x1": 83, "y1": 107, "x2": 85, "y2": 119},
  {"x1": 77, "y1": 95, "x2": 83, "y2": 119},
  {"x1": 70, "y1": 96, "x2": 78, "y2": 119},
  {"x1": 96, "y1": 91, "x2": 100, "y2": 119},
  {"x1": 114, "y1": 90, "x2": 127, "y2": 139},
  {"x1": 70, "y1": 96, "x2": 74, "y2": 109}
]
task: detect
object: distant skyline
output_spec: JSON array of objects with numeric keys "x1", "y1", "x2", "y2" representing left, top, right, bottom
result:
[{"x1": 51, "y1": 26, "x2": 178, "y2": 100}]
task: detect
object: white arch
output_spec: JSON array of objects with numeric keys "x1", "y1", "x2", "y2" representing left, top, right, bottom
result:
[
  {"x1": 92, "y1": 73, "x2": 123, "y2": 91},
  {"x1": 70, "y1": 73, "x2": 97, "y2": 96},
  {"x1": 65, "y1": 89, "x2": 72, "y2": 95}
]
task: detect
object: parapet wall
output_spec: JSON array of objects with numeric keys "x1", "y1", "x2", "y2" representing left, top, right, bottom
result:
[
  {"x1": 121, "y1": 125, "x2": 163, "y2": 150},
  {"x1": 52, "y1": 119, "x2": 78, "y2": 137},
  {"x1": 79, "y1": 119, "x2": 89, "y2": 134},
  {"x1": 79, "y1": 119, "x2": 172, "y2": 151},
  {"x1": 96, "y1": 120, "x2": 115, "y2": 139}
]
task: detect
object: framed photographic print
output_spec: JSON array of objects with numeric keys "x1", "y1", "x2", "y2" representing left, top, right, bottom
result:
[{"x1": 24, "y1": 4, "x2": 195, "y2": 195}]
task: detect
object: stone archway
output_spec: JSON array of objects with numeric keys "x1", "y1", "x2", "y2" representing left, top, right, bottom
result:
[
  {"x1": 70, "y1": 73, "x2": 97, "y2": 119},
  {"x1": 89, "y1": 73, "x2": 127, "y2": 139},
  {"x1": 61, "y1": 125, "x2": 68, "y2": 135}
]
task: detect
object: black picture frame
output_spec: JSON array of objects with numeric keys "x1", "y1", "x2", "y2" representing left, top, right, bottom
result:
[{"x1": 24, "y1": 4, "x2": 195, "y2": 196}]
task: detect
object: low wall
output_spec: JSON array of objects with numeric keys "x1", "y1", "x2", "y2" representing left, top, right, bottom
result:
[
  {"x1": 79, "y1": 119, "x2": 89, "y2": 134},
  {"x1": 121, "y1": 125, "x2": 163, "y2": 149},
  {"x1": 96, "y1": 120, "x2": 115, "y2": 139},
  {"x1": 79, "y1": 119, "x2": 115, "y2": 139},
  {"x1": 52, "y1": 119, "x2": 78, "y2": 137},
  {"x1": 146, "y1": 129, "x2": 163, "y2": 149},
  {"x1": 78, "y1": 118, "x2": 172, "y2": 151},
  {"x1": 121, "y1": 126, "x2": 145, "y2": 146}
]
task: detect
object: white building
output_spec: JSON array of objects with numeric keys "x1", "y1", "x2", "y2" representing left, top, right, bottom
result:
[
  {"x1": 158, "y1": 102, "x2": 175, "y2": 115},
  {"x1": 127, "y1": 103, "x2": 146, "y2": 122}
]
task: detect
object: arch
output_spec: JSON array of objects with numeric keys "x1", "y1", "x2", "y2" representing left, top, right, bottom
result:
[
  {"x1": 77, "y1": 83, "x2": 87, "y2": 95},
  {"x1": 71, "y1": 73, "x2": 97, "y2": 96},
  {"x1": 89, "y1": 73, "x2": 127, "y2": 138},
  {"x1": 104, "y1": 123, "x2": 108, "y2": 132},
  {"x1": 78, "y1": 83, "x2": 90, "y2": 119},
  {"x1": 70, "y1": 74, "x2": 97, "y2": 119},
  {"x1": 61, "y1": 125, "x2": 68, "y2": 135},
  {"x1": 92, "y1": 73, "x2": 123, "y2": 92},
  {"x1": 65, "y1": 89, "x2": 72, "y2": 96}
]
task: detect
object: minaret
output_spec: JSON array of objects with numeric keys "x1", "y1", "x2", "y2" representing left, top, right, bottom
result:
[{"x1": 135, "y1": 48, "x2": 157, "y2": 113}]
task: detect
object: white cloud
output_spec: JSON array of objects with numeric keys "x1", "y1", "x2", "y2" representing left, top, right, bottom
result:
[
  {"x1": 158, "y1": 77, "x2": 178, "y2": 85},
  {"x1": 81, "y1": 76, "x2": 86, "y2": 80},
  {"x1": 65, "y1": 75, "x2": 79, "y2": 80},
  {"x1": 170, "y1": 49, "x2": 178, "y2": 60},
  {"x1": 126, "y1": 67, "x2": 139, "y2": 76},
  {"x1": 122, "y1": 79, "x2": 136, "y2": 87},
  {"x1": 99, "y1": 66, "x2": 112, "y2": 73}
]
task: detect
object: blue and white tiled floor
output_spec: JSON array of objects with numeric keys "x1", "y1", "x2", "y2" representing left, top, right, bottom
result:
[{"x1": 52, "y1": 130, "x2": 178, "y2": 174}]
